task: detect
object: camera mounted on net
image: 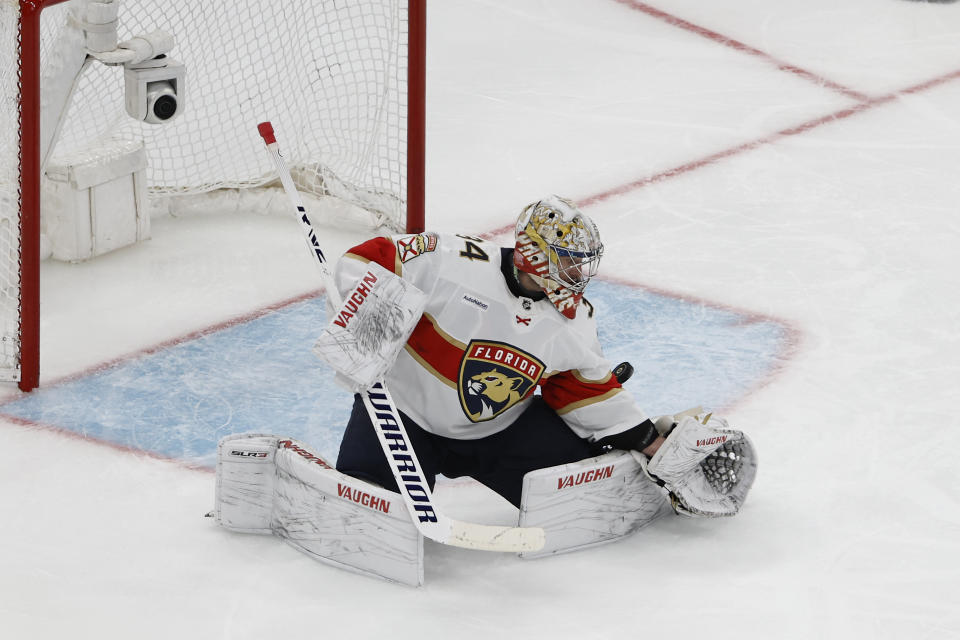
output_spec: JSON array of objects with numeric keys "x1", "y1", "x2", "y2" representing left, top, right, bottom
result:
[{"x1": 124, "y1": 53, "x2": 185, "y2": 124}]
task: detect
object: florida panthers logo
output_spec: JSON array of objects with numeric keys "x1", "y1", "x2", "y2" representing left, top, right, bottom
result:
[{"x1": 459, "y1": 340, "x2": 544, "y2": 422}]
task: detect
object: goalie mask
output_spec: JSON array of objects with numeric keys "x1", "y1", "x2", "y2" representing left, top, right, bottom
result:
[{"x1": 513, "y1": 196, "x2": 603, "y2": 319}]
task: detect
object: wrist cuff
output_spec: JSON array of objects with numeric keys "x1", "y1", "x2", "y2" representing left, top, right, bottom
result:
[{"x1": 597, "y1": 419, "x2": 659, "y2": 452}]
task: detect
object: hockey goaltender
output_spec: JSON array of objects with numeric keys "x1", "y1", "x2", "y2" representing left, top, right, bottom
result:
[{"x1": 212, "y1": 196, "x2": 757, "y2": 586}]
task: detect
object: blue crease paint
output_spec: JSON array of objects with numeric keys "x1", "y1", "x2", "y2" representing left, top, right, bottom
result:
[{"x1": 0, "y1": 281, "x2": 790, "y2": 468}]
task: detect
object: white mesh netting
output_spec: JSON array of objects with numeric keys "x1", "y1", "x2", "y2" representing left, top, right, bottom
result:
[
  {"x1": 1, "y1": 0, "x2": 413, "y2": 383},
  {"x1": 1, "y1": 1, "x2": 23, "y2": 380},
  {"x1": 52, "y1": 0, "x2": 410, "y2": 225}
]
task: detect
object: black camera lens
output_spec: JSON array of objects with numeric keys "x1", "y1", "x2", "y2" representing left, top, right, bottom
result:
[{"x1": 153, "y1": 95, "x2": 177, "y2": 120}]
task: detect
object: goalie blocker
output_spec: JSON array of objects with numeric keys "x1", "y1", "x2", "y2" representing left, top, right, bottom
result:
[{"x1": 313, "y1": 260, "x2": 427, "y2": 393}]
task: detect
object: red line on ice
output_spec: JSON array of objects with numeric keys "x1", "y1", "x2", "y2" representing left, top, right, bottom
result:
[
  {"x1": 610, "y1": 0, "x2": 871, "y2": 102},
  {"x1": 579, "y1": 68, "x2": 960, "y2": 207},
  {"x1": 0, "y1": 288, "x2": 324, "y2": 401}
]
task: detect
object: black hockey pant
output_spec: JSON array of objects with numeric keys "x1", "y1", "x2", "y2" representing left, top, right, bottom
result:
[{"x1": 336, "y1": 394, "x2": 600, "y2": 508}]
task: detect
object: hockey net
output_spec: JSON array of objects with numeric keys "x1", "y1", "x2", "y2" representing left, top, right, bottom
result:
[
  {"x1": 0, "y1": 0, "x2": 425, "y2": 389},
  {"x1": 1, "y1": 1, "x2": 25, "y2": 383}
]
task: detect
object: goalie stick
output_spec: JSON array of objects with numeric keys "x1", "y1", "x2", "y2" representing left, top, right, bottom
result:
[{"x1": 257, "y1": 121, "x2": 545, "y2": 553}]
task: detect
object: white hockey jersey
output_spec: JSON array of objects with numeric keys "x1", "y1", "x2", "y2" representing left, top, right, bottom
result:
[{"x1": 333, "y1": 232, "x2": 649, "y2": 441}]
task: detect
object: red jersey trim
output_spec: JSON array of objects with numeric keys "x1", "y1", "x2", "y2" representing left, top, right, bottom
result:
[
  {"x1": 343, "y1": 236, "x2": 402, "y2": 276},
  {"x1": 541, "y1": 369, "x2": 623, "y2": 416},
  {"x1": 403, "y1": 312, "x2": 466, "y2": 389}
]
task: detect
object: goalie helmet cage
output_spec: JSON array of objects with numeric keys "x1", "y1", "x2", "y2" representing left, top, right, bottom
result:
[{"x1": 2, "y1": 0, "x2": 426, "y2": 392}]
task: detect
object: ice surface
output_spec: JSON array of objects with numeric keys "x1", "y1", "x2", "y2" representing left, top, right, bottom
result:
[
  {"x1": 2, "y1": 1, "x2": 960, "y2": 639},
  {"x1": 0, "y1": 279, "x2": 789, "y2": 468}
]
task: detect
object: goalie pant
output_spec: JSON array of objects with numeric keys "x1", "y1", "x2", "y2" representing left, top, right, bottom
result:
[
  {"x1": 340, "y1": 393, "x2": 613, "y2": 508},
  {"x1": 334, "y1": 232, "x2": 660, "y2": 508}
]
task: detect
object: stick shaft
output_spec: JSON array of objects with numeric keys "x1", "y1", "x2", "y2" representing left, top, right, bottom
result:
[{"x1": 258, "y1": 122, "x2": 341, "y2": 305}]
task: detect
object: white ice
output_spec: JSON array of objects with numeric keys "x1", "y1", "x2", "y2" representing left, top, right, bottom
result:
[{"x1": 3, "y1": 0, "x2": 960, "y2": 638}]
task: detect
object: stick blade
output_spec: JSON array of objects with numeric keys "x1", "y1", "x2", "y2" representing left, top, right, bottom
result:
[{"x1": 446, "y1": 520, "x2": 546, "y2": 552}]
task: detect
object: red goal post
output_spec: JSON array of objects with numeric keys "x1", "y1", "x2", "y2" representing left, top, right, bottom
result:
[{"x1": 2, "y1": 0, "x2": 426, "y2": 391}]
